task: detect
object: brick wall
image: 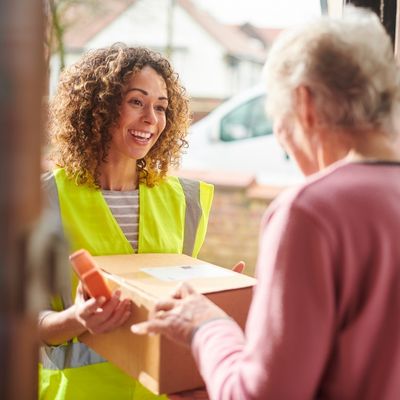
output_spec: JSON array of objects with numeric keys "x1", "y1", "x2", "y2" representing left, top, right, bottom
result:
[{"x1": 176, "y1": 170, "x2": 285, "y2": 277}]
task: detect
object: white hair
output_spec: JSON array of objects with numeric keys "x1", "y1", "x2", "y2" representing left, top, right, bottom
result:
[{"x1": 263, "y1": 6, "x2": 400, "y2": 134}]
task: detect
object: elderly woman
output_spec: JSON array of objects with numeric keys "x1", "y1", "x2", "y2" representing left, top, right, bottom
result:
[
  {"x1": 38, "y1": 45, "x2": 214, "y2": 400},
  {"x1": 132, "y1": 7, "x2": 400, "y2": 399}
]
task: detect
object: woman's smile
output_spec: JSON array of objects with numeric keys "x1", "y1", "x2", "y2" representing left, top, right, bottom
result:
[{"x1": 128, "y1": 129, "x2": 154, "y2": 145}]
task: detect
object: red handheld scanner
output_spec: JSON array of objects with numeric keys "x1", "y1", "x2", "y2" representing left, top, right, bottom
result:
[{"x1": 69, "y1": 249, "x2": 112, "y2": 301}]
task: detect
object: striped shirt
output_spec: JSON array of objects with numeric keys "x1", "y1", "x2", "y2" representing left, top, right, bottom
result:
[{"x1": 102, "y1": 189, "x2": 139, "y2": 251}]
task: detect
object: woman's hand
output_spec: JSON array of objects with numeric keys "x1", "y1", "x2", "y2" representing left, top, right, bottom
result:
[
  {"x1": 131, "y1": 282, "x2": 228, "y2": 346},
  {"x1": 75, "y1": 283, "x2": 132, "y2": 335}
]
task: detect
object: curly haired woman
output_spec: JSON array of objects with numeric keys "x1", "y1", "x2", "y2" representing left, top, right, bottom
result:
[{"x1": 38, "y1": 44, "x2": 214, "y2": 400}]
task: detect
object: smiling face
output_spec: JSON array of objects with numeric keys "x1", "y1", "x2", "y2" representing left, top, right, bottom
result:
[{"x1": 108, "y1": 66, "x2": 168, "y2": 164}]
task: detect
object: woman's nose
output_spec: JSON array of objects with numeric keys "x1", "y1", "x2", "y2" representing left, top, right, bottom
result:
[{"x1": 143, "y1": 105, "x2": 157, "y2": 125}]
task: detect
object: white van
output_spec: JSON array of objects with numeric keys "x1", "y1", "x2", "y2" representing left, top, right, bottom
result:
[{"x1": 181, "y1": 85, "x2": 303, "y2": 186}]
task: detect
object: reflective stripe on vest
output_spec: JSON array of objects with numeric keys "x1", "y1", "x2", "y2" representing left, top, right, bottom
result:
[
  {"x1": 177, "y1": 177, "x2": 200, "y2": 256},
  {"x1": 41, "y1": 342, "x2": 106, "y2": 370}
]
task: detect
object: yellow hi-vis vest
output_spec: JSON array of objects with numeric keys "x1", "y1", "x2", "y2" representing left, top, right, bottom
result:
[{"x1": 39, "y1": 168, "x2": 214, "y2": 400}]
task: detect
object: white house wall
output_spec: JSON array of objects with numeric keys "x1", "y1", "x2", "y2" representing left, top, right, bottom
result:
[
  {"x1": 82, "y1": 0, "x2": 260, "y2": 99},
  {"x1": 171, "y1": 4, "x2": 231, "y2": 99},
  {"x1": 47, "y1": 0, "x2": 263, "y2": 99},
  {"x1": 86, "y1": 0, "x2": 170, "y2": 50}
]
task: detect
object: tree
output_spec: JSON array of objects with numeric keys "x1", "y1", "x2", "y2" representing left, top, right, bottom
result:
[{"x1": 45, "y1": 0, "x2": 96, "y2": 71}]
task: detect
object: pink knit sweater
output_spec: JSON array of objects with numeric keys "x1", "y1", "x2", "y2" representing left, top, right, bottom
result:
[{"x1": 192, "y1": 161, "x2": 400, "y2": 400}]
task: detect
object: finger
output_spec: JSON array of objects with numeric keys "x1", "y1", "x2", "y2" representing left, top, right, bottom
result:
[
  {"x1": 84, "y1": 291, "x2": 122, "y2": 328},
  {"x1": 130, "y1": 321, "x2": 151, "y2": 335},
  {"x1": 111, "y1": 298, "x2": 132, "y2": 325},
  {"x1": 131, "y1": 318, "x2": 170, "y2": 335},
  {"x1": 153, "y1": 299, "x2": 176, "y2": 313},
  {"x1": 154, "y1": 306, "x2": 192, "y2": 321},
  {"x1": 76, "y1": 281, "x2": 84, "y2": 294},
  {"x1": 95, "y1": 290, "x2": 121, "y2": 316},
  {"x1": 102, "y1": 298, "x2": 131, "y2": 326},
  {"x1": 75, "y1": 282, "x2": 86, "y2": 303},
  {"x1": 118, "y1": 305, "x2": 133, "y2": 326},
  {"x1": 77, "y1": 281, "x2": 92, "y2": 301},
  {"x1": 232, "y1": 261, "x2": 245, "y2": 274},
  {"x1": 172, "y1": 282, "x2": 196, "y2": 299},
  {"x1": 95, "y1": 300, "x2": 132, "y2": 333},
  {"x1": 78, "y1": 296, "x2": 106, "y2": 319}
]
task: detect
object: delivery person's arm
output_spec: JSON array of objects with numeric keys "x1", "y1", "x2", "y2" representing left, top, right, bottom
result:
[{"x1": 38, "y1": 286, "x2": 132, "y2": 345}]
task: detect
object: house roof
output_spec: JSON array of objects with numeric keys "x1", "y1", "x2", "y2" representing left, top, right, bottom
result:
[
  {"x1": 237, "y1": 22, "x2": 283, "y2": 49},
  {"x1": 63, "y1": 0, "x2": 135, "y2": 51},
  {"x1": 176, "y1": 0, "x2": 267, "y2": 62},
  {"x1": 62, "y1": 0, "x2": 271, "y2": 62},
  {"x1": 252, "y1": 26, "x2": 283, "y2": 45}
]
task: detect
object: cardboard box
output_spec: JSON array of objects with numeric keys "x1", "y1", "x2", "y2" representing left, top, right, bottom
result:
[{"x1": 79, "y1": 253, "x2": 256, "y2": 395}]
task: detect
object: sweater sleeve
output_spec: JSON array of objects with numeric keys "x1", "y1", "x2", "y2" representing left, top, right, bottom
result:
[{"x1": 191, "y1": 201, "x2": 336, "y2": 400}]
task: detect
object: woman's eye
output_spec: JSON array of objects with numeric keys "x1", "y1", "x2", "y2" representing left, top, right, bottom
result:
[
  {"x1": 155, "y1": 105, "x2": 167, "y2": 113},
  {"x1": 129, "y1": 98, "x2": 142, "y2": 106}
]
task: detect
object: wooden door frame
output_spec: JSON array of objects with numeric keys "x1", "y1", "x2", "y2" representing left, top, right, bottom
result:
[{"x1": 0, "y1": 1, "x2": 44, "y2": 399}]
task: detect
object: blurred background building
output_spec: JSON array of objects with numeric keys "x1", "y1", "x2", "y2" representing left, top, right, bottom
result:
[
  {"x1": 44, "y1": 0, "x2": 400, "y2": 274},
  {"x1": 48, "y1": 0, "x2": 281, "y2": 121}
]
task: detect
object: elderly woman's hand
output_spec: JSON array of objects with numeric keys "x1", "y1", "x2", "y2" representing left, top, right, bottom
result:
[
  {"x1": 131, "y1": 282, "x2": 228, "y2": 346},
  {"x1": 75, "y1": 282, "x2": 132, "y2": 335}
]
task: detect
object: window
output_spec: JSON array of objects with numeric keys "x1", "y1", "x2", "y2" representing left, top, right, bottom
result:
[{"x1": 220, "y1": 95, "x2": 273, "y2": 142}]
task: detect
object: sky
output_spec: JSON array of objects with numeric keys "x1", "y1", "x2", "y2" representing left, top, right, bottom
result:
[{"x1": 193, "y1": 0, "x2": 322, "y2": 27}]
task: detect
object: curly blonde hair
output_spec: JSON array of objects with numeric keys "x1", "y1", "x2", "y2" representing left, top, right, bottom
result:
[{"x1": 49, "y1": 44, "x2": 190, "y2": 187}]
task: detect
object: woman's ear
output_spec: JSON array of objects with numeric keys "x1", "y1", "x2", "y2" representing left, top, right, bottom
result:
[{"x1": 294, "y1": 85, "x2": 316, "y2": 132}]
